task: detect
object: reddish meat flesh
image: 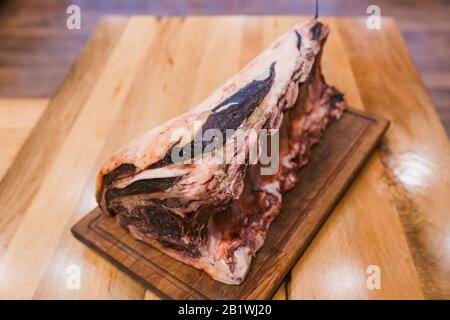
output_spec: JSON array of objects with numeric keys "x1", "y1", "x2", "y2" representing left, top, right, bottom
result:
[{"x1": 95, "y1": 19, "x2": 346, "y2": 284}]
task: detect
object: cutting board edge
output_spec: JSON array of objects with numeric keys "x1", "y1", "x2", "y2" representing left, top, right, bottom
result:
[
  {"x1": 71, "y1": 221, "x2": 176, "y2": 300},
  {"x1": 241, "y1": 108, "x2": 389, "y2": 299},
  {"x1": 71, "y1": 108, "x2": 389, "y2": 300}
]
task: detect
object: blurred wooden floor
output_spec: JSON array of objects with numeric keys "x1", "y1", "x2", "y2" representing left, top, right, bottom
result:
[{"x1": 0, "y1": 0, "x2": 449, "y2": 136}]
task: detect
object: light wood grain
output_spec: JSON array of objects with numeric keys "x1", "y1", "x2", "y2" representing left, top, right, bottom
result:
[
  {"x1": 0, "y1": 16, "x2": 449, "y2": 299},
  {"x1": 275, "y1": 17, "x2": 428, "y2": 300},
  {"x1": 0, "y1": 99, "x2": 47, "y2": 179},
  {"x1": 338, "y1": 18, "x2": 450, "y2": 299}
]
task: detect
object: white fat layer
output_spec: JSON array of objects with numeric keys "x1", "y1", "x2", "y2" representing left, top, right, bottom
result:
[
  {"x1": 114, "y1": 167, "x2": 190, "y2": 189},
  {"x1": 262, "y1": 180, "x2": 281, "y2": 200},
  {"x1": 282, "y1": 155, "x2": 294, "y2": 168},
  {"x1": 213, "y1": 102, "x2": 239, "y2": 113},
  {"x1": 204, "y1": 246, "x2": 253, "y2": 285}
]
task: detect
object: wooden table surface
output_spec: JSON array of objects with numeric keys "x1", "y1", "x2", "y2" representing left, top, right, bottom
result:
[
  {"x1": 2, "y1": 0, "x2": 449, "y2": 136},
  {"x1": 0, "y1": 16, "x2": 449, "y2": 300}
]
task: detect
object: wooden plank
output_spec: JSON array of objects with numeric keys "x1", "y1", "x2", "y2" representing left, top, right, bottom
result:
[
  {"x1": 0, "y1": 17, "x2": 128, "y2": 257},
  {"x1": 0, "y1": 17, "x2": 153, "y2": 300},
  {"x1": 0, "y1": 99, "x2": 47, "y2": 179},
  {"x1": 2, "y1": 1, "x2": 450, "y2": 138},
  {"x1": 273, "y1": 17, "x2": 427, "y2": 300},
  {"x1": 336, "y1": 18, "x2": 450, "y2": 299},
  {"x1": 72, "y1": 109, "x2": 389, "y2": 299},
  {"x1": 0, "y1": 16, "x2": 448, "y2": 299}
]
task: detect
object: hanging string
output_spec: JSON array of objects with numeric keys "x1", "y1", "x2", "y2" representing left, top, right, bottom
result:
[{"x1": 315, "y1": 0, "x2": 319, "y2": 19}]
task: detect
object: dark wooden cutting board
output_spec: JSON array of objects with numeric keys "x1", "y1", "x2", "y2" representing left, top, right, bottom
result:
[{"x1": 71, "y1": 108, "x2": 388, "y2": 300}]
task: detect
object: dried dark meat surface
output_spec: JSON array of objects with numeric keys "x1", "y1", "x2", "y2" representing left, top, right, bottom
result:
[{"x1": 95, "y1": 19, "x2": 346, "y2": 284}]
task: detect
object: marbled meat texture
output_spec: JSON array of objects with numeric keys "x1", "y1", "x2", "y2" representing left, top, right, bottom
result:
[{"x1": 96, "y1": 19, "x2": 346, "y2": 284}]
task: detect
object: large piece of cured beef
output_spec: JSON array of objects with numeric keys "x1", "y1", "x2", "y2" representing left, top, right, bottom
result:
[{"x1": 96, "y1": 19, "x2": 346, "y2": 284}]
